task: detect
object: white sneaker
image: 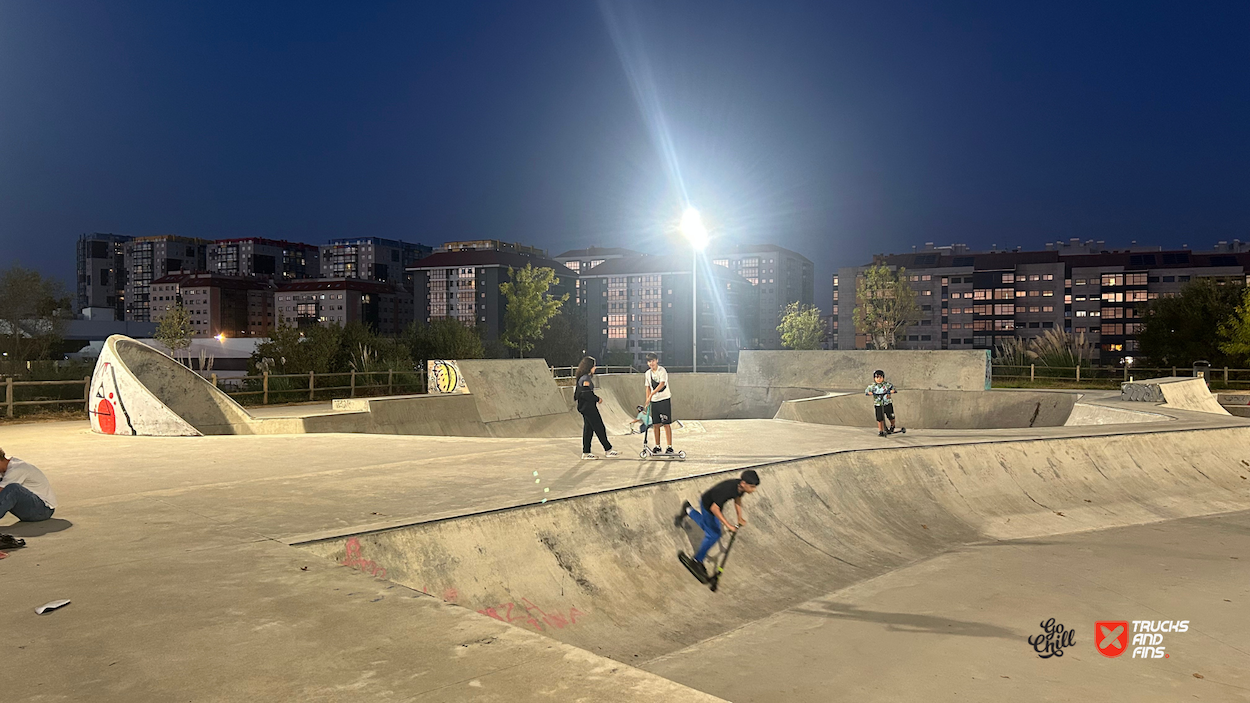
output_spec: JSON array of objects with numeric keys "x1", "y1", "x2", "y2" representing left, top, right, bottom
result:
[
  {"x1": 606, "y1": 450, "x2": 620, "y2": 457},
  {"x1": 582, "y1": 453, "x2": 599, "y2": 460}
]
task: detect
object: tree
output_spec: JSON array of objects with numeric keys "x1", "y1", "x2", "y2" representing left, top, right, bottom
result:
[
  {"x1": 852, "y1": 264, "x2": 921, "y2": 349},
  {"x1": 403, "y1": 318, "x2": 485, "y2": 363},
  {"x1": 0, "y1": 265, "x2": 70, "y2": 364},
  {"x1": 777, "y1": 302, "x2": 825, "y2": 350},
  {"x1": 250, "y1": 314, "x2": 343, "y2": 375},
  {"x1": 1139, "y1": 278, "x2": 1242, "y2": 367},
  {"x1": 499, "y1": 264, "x2": 568, "y2": 358},
  {"x1": 530, "y1": 306, "x2": 587, "y2": 367},
  {"x1": 154, "y1": 303, "x2": 194, "y2": 365},
  {"x1": 1219, "y1": 284, "x2": 1250, "y2": 365}
]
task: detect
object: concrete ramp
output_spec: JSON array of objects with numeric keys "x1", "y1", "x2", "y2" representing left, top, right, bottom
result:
[
  {"x1": 735, "y1": 349, "x2": 991, "y2": 391},
  {"x1": 775, "y1": 390, "x2": 1077, "y2": 429},
  {"x1": 89, "y1": 335, "x2": 256, "y2": 436},
  {"x1": 1122, "y1": 376, "x2": 1229, "y2": 415},
  {"x1": 297, "y1": 426, "x2": 1250, "y2": 664}
]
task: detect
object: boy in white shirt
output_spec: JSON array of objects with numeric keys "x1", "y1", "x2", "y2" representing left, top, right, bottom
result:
[
  {"x1": 644, "y1": 353, "x2": 675, "y2": 454},
  {"x1": 0, "y1": 447, "x2": 57, "y2": 522}
]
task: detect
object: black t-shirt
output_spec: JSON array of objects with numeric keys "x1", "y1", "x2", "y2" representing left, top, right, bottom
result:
[{"x1": 701, "y1": 479, "x2": 742, "y2": 512}]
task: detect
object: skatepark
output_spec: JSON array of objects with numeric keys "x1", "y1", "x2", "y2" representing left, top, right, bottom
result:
[{"x1": 3, "y1": 336, "x2": 1248, "y2": 701}]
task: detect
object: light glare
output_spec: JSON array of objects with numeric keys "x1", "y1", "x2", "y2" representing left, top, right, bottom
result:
[{"x1": 681, "y1": 207, "x2": 708, "y2": 250}]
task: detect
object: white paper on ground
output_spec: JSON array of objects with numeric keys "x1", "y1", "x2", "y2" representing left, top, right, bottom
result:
[{"x1": 35, "y1": 599, "x2": 71, "y2": 615}]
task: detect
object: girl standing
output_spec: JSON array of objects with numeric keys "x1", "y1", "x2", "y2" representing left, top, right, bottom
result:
[{"x1": 574, "y1": 356, "x2": 618, "y2": 459}]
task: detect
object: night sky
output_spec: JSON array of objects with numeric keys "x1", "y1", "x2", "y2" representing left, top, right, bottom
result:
[{"x1": 2, "y1": 1, "x2": 1248, "y2": 306}]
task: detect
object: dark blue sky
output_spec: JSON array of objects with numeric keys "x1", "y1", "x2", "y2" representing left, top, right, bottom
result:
[{"x1": 3, "y1": 1, "x2": 1248, "y2": 305}]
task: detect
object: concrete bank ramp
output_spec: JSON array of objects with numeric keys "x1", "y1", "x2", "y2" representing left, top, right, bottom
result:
[
  {"x1": 735, "y1": 349, "x2": 992, "y2": 391},
  {"x1": 775, "y1": 389, "x2": 1077, "y2": 429},
  {"x1": 1122, "y1": 376, "x2": 1230, "y2": 415},
  {"x1": 89, "y1": 335, "x2": 256, "y2": 436},
  {"x1": 298, "y1": 426, "x2": 1250, "y2": 664}
]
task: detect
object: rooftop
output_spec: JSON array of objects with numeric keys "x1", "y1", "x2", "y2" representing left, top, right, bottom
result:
[
  {"x1": 407, "y1": 249, "x2": 571, "y2": 273},
  {"x1": 553, "y1": 246, "x2": 641, "y2": 259}
]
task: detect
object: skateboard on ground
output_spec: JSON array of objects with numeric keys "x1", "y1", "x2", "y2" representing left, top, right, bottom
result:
[{"x1": 882, "y1": 426, "x2": 906, "y2": 436}]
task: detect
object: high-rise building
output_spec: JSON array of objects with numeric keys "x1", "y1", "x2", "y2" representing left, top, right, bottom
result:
[
  {"x1": 407, "y1": 249, "x2": 577, "y2": 343},
  {"x1": 320, "y1": 237, "x2": 432, "y2": 285},
  {"x1": 712, "y1": 244, "x2": 815, "y2": 349},
  {"x1": 124, "y1": 236, "x2": 210, "y2": 322},
  {"x1": 208, "y1": 238, "x2": 321, "y2": 282},
  {"x1": 438, "y1": 240, "x2": 546, "y2": 256},
  {"x1": 578, "y1": 255, "x2": 759, "y2": 369},
  {"x1": 273, "y1": 279, "x2": 414, "y2": 336},
  {"x1": 835, "y1": 241, "x2": 1250, "y2": 364},
  {"x1": 553, "y1": 247, "x2": 642, "y2": 307},
  {"x1": 150, "y1": 273, "x2": 276, "y2": 338},
  {"x1": 76, "y1": 233, "x2": 132, "y2": 319}
]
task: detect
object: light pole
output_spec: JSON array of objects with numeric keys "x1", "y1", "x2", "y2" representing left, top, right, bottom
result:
[{"x1": 680, "y1": 207, "x2": 708, "y2": 373}]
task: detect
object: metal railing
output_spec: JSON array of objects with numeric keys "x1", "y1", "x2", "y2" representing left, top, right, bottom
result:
[{"x1": 991, "y1": 364, "x2": 1248, "y2": 389}]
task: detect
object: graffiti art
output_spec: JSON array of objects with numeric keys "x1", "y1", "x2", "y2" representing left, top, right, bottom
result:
[{"x1": 428, "y1": 360, "x2": 469, "y2": 394}]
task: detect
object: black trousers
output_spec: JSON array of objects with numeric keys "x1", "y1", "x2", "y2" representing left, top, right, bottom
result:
[{"x1": 580, "y1": 404, "x2": 611, "y2": 454}]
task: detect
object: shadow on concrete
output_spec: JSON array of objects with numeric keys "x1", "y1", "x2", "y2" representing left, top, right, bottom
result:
[
  {"x1": 793, "y1": 601, "x2": 1019, "y2": 640},
  {"x1": 2, "y1": 518, "x2": 73, "y2": 537}
]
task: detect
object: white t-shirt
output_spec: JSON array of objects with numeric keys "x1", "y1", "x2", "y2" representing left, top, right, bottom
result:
[
  {"x1": 0, "y1": 458, "x2": 58, "y2": 509},
  {"x1": 645, "y1": 366, "x2": 671, "y2": 402}
]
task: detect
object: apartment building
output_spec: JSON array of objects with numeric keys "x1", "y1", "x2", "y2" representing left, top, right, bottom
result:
[
  {"x1": 150, "y1": 273, "x2": 275, "y2": 338},
  {"x1": 274, "y1": 279, "x2": 414, "y2": 336},
  {"x1": 124, "y1": 236, "x2": 210, "y2": 322},
  {"x1": 209, "y1": 238, "x2": 321, "y2": 282},
  {"x1": 553, "y1": 247, "x2": 642, "y2": 306},
  {"x1": 408, "y1": 249, "x2": 576, "y2": 342},
  {"x1": 320, "y1": 237, "x2": 432, "y2": 285},
  {"x1": 578, "y1": 255, "x2": 759, "y2": 369},
  {"x1": 712, "y1": 244, "x2": 815, "y2": 349},
  {"x1": 76, "y1": 233, "x2": 132, "y2": 319},
  {"x1": 835, "y1": 241, "x2": 1250, "y2": 364},
  {"x1": 439, "y1": 240, "x2": 545, "y2": 256}
]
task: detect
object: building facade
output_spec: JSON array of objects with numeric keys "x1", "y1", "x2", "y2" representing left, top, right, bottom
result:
[
  {"x1": 712, "y1": 244, "x2": 815, "y2": 349},
  {"x1": 438, "y1": 240, "x2": 546, "y2": 256},
  {"x1": 274, "y1": 279, "x2": 414, "y2": 336},
  {"x1": 209, "y1": 238, "x2": 321, "y2": 282},
  {"x1": 124, "y1": 236, "x2": 210, "y2": 322},
  {"x1": 150, "y1": 273, "x2": 276, "y2": 338},
  {"x1": 320, "y1": 237, "x2": 432, "y2": 285},
  {"x1": 554, "y1": 247, "x2": 642, "y2": 307},
  {"x1": 76, "y1": 233, "x2": 132, "y2": 319},
  {"x1": 579, "y1": 255, "x2": 759, "y2": 369},
  {"x1": 408, "y1": 249, "x2": 576, "y2": 342},
  {"x1": 835, "y1": 242, "x2": 1250, "y2": 364}
]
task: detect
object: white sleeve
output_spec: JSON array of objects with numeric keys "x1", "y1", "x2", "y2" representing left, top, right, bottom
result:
[{"x1": 657, "y1": 368, "x2": 668, "y2": 384}]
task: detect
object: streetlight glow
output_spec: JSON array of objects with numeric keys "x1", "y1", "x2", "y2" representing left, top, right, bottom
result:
[
  {"x1": 680, "y1": 207, "x2": 708, "y2": 250},
  {"x1": 215, "y1": 333, "x2": 226, "y2": 342}
]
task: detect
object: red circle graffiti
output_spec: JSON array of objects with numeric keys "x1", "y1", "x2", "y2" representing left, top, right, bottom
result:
[{"x1": 96, "y1": 399, "x2": 117, "y2": 434}]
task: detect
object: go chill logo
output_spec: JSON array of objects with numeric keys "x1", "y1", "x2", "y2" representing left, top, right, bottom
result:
[{"x1": 1096, "y1": 620, "x2": 1189, "y2": 659}]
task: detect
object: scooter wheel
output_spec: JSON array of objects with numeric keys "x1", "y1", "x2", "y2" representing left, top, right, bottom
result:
[
  {"x1": 678, "y1": 451, "x2": 687, "y2": 459},
  {"x1": 639, "y1": 449, "x2": 649, "y2": 459}
]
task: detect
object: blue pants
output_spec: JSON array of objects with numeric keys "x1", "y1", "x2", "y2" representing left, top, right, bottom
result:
[
  {"x1": 0, "y1": 483, "x2": 54, "y2": 522},
  {"x1": 688, "y1": 504, "x2": 723, "y2": 562}
]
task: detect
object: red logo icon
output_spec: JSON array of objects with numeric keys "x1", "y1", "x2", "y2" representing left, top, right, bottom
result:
[{"x1": 1096, "y1": 621, "x2": 1129, "y2": 657}]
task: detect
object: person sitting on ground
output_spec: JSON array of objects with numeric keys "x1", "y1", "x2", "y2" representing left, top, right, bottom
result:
[
  {"x1": 0, "y1": 447, "x2": 57, "y2": 523},
  {"x1": 675, "y1": 469, "x2": 760, "y2": 574}
]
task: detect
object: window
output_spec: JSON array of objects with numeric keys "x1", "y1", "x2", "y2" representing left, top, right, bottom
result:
[
  {"x1": 993, "y1": 304, "x2": 1014, "y2": 315},
  {"x1": 1162, "y1": 276, "x2": 1175, "y2": 283},
  {"x1": 1029, "y1": 290, "x2": 1041, "y2": 297},
  {"x1": 1178, "y1": 275, "x2": 1190, "y2": 282},
  {"x1": 1101, "y1": 323, "x2": 1124, "y2": 335},
  {"x1": 1126, "y1": 290, "x2": 1148, "y2": 302},
  {"x1": 920, "y1": 335, "x2": 931, "y2": 341},
  {"x1": 1102, "y1": 274, "x2": 1124, "y2": 287},
  {"x1": 1075, "y1": 279, "x2": 1086, "y2": 285},
  {"x1": 941, "y1": 277, "x2": 949, "y2": 285},
  {"x1": 1028, "y1": 306, "x2": 1040, "y2": 313},
  {"x1": 993, "y1": 288, "x2": 1014, "y2": 300},
  {"x1": 922, "y1": 290, "x2": 932, "y2": 296},
  {"x1": 1042, "y1": 306, "x2": 1054, "y2": 312},
  {"x1": 1042, "y1": 290, "x2": 1054, "y2": 297},
  {"x1": 1001, "y1": 273, "x2": 1014, "y2": 283},
  {"x1": 1043, "y1": 274, "x2": 1055, "y2": 281},
  {"x1": 921, "y1": 275, "x2": 931, "y2": 281},
  {"x1": 1102, "y1": 292, "x2": 1124, "y2": 302},
  {"x1": 974, "y1": 289, "x2": 990, "y2": 300},
  {"x1": 1126, "y1": 273, "x2": 1148, "y2": 286},
  {"x1": 1028, "y1": 274, "x2": 1040, "y2": 281}
]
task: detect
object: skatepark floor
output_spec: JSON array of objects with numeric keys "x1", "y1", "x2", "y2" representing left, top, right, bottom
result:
[{"x1": 2, "y1": 407, "x2": 1248, "y2": 702}]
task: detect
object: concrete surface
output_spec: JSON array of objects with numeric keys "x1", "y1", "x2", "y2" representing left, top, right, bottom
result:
[
  {"x1": 646, "y1": 511, "x2": 1250, "y2": 702},
  {"x1": 10, "y1": 356, "x2": 1250, "y2": 701},
  {"x1": 1123, "y1": 376, "x2": 1230, "y2": 415},
  {"x1": 774, "y1": 389, "x2": 1077, "y2": 429},
  {"x1": 735, "y1": 349, "x2": 992, "y2": 391}
]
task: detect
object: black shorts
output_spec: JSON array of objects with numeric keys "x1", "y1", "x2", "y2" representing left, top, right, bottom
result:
[
  {"x1": 651, "y1": 398, "x2": 672, "y2": 425},
  {"x1": 874, "y1": 404, "x2": 895, "y2": 422}
]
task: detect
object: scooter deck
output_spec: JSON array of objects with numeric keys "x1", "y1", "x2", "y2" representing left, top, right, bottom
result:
[{"x1": 678, "y1": 551, "x2": 710, "y2": 584}]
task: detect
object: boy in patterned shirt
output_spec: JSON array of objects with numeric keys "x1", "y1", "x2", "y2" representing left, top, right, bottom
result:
[{"x1": 865, "y1": 369, "x2": 898, "y2": 437}]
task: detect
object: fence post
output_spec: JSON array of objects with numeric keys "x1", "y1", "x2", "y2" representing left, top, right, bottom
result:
[
  {"x1": 1075, "y1": 365, "x2": 1081, "y2": 384},
  {"x1": 6, "y1": 377, "x2": 14, "y2": 418},
  {"x1": 262, "y1": 372, "x2": 269, "y2": 405},
  {"x1": 309, "y1": 371, "x2": 316, "y2": 401},
  {"x1": 1172, "y1": 366, "x2": 1176, "y2": 377},
  {"x1": 210, "y1": 373, "x2": 218, "y2": 388},
  {"x1": 1124, "y1": 365, "x2": 1128, "y2": 381},
  {"x1": 1030, "y1": 364, "x2": 1035, "y2": 382},
  {"x1": 1225, "y1": 367, "x2": 1229, "y2": 383},
  {"x1": 350, "y1": 370, "x2": 356, "y2": 398},
  {"x1": 83, "y1": 376, "x2": 91, "y2": 414},
  {"x1": 388, "y1": 369, "x2": 393, "y2": 395}
]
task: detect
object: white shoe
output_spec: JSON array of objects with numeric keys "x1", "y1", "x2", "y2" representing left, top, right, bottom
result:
[
  {"x1": 606, "y1": 450, "x2": 620, "y2": 457},
  {"x1": 582, "y1": 453, "x2": 599, "y2": 460}
]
